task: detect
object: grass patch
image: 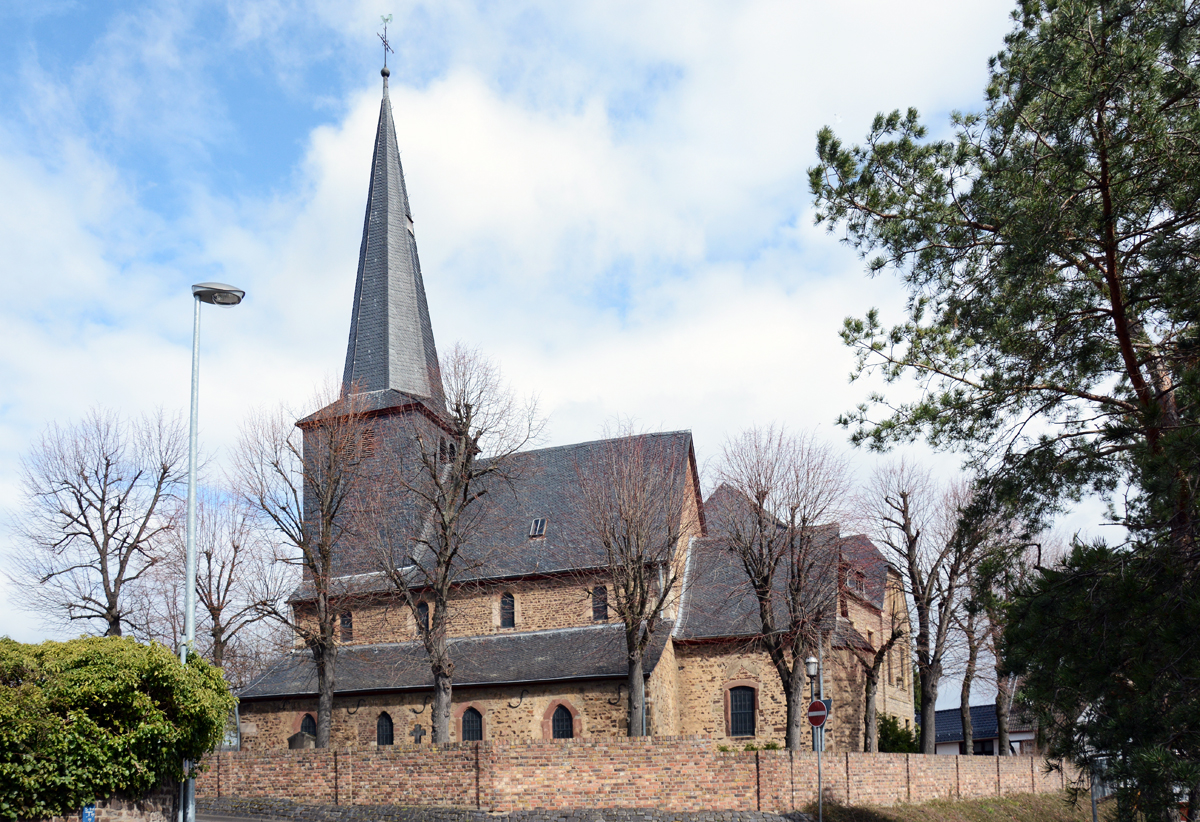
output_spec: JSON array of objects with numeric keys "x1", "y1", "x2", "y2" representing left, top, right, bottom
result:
[{"x1": 808, "y1": 792, "x2": 1094, "y2": 822}]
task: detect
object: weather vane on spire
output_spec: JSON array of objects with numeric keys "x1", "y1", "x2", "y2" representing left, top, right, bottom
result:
[{"x1": 378, "y1": 15, "x2": 394, "y2": 69}]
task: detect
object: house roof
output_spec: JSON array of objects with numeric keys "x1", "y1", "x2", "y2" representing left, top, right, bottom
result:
[
  {"x1": 289, "y1": 430, "x2": 702, "y2": 598},
  {"x1": 933, "y1": 704, "x2": 1037, "y2": 744},
  {"x1": 341, "y1": 70, "x2": 444, "y2": 409},
  {"x1": 238, "y1": 622, "x2": 672, "y2": 700}
]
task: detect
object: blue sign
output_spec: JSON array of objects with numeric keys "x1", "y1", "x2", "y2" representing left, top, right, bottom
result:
[{"x1": 81, "y1": 805, "x2": 95, "y2": 822}]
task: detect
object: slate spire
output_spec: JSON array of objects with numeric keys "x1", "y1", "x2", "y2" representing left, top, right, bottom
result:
[{"x1": 342, "y1": 66, "x2": 444, "y2": 409}]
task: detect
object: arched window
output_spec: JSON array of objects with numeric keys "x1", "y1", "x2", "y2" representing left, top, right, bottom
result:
[
  {"x1": 300, "y1": 714, "x2": 317, "y2": 737},
  {"x1": 340, "y1": 611, "x2": 353, "y2": 643},
  {"x1": 417, "y1": 602, "x2": 430, "y2": 634},
  {"x1": 462, "y1": 707, "x2": 483, "y2": 741},
  {"x1": 592, "y1": 586, "x2": 608, "y2": 621},
  {"x1": 377, "y1": 712, "x2": 394, "y2": 746},
  {"x1": 729, "y1": 687, "x2": 756, "y2": 737},
  {"x1": 552, "y1": 705, "x2": 574, "y2": 739},
  {"x1": 500, "y1": 592, "x2": 515, "y2": 628}
]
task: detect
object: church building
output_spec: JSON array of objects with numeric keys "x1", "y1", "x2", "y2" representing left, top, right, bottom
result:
[{"x1": 235, "y1": 67, "x2": 914, "y2": 753}]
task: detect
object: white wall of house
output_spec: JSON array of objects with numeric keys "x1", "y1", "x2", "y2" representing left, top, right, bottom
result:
[{"x1": 935, "y1": 729, "x2": 1037, "y2": 755}]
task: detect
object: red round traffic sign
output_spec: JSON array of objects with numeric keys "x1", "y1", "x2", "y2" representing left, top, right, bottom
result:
[{"x1": 807, "y1": 700, "x2": 829, "y2": 727}]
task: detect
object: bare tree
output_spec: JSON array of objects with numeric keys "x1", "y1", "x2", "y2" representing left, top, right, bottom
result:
[
  {"x1": 8, "y1": 408, "x2": 186, "y2": 637},
  {"x1": 572, "y1": 423, "x2": 698, "y2": 736},
  {"x1": 863, "y1": 461, "x2": 977, "y2": 754},
  {"x1": 371, "y1": 345, "x2": 543, "y2": 744},
  {"x1": 710, "y1": 426, "x2": 853, "y2": 751},
  {"x1": 234, "y1": 387, "x2": 373, "y2": 747},
  {"x1": 131, "y1": 492, "x2": 295, "y2": 688}
]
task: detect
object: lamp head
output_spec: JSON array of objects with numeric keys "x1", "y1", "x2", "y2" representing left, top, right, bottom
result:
[
  {"x1": 192, "y1": 282, "x2": 245, "y2": 306},
  {"x1": 805, "y1": 656, "x2": 819, "y2": 678}
]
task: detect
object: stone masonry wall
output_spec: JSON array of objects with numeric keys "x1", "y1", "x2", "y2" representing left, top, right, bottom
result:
[
  {"x1": 239, "y1": 679, "x2": 630, "y2": 752},
  {"x1": 197, "y1": 737, "x2": 1073, "y2": 813},
  {"x1": 39, "y1": 782, "x2": 176, "y2": 822}
]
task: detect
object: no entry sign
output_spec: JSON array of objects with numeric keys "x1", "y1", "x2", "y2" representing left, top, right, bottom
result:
[{"x1": 808, "y1": 699, "x2": 831, "y2": 727}]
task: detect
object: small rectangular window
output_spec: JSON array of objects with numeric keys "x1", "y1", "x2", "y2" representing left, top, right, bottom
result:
[
  {"x1": 592, "y1": 586, "x2": 608, "y2": 621},
  {"x1": 729, "y1": 687, "x2": 756, "y2": 737},
  {"x1": 529, "y1": 518, "x2": 546, "y2": 538},
  {"x1": 500, "y1": 593, "x2": 515, "y2": 628},
  {"x1": 340, "y1": 611, "x2": 353, "y2": 643}
]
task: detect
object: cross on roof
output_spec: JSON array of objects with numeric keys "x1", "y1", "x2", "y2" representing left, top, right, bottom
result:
[{"x1": 378, "y1": 15, "x2": 394, "y2": 68}]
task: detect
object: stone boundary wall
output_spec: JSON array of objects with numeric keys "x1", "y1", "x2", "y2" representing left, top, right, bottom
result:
[
  {"x1": 196, "y1": 737, "x2": 1071, "y2": 813},
  {"x1": 35, "y1": 782, "x2": 176, "y2": 822}
]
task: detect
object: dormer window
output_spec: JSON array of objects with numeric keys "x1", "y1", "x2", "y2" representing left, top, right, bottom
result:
[{"x1": 529, "y1": 518, "x2": 546, "y2": 538}]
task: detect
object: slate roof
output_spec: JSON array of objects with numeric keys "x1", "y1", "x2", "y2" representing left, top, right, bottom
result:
[
  {"x1": 933, "y1": 704, "x2": 1037, "y2": 744},
  {"x1": 676, "y1": 530, "x2": 839, "y2": 640},
  {"x1": 288, "y1": 431, "x2": 701, "y2": 599},
  {"x1": 838, "y1": 533, "x2": 889, "y2": 611},
  {"x1": 674, "y1": 485, "x2": 888, "y2": 641},
  {"x1": 238, "y1": 623, "x2": 672, "y2": 700},
  {"x1": 342, "y1": 71, "x2": 444, "y2": 409}
]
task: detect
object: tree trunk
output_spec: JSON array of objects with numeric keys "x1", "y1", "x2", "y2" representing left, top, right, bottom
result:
[
  {"x1": 919, "y1": 665, "x2": 938, "y2": 754},
  {"x1": 863, "y1": 666, "x2": 879, "y2": 752},
  {"x1": 960, "y1": 635, "x2": 976, "y2": 755},
  {"x1": 432, "y1": 667, "x2": 452, "y2": 743},
  {"x1": 782, "y1": 667, "x2": 808, "y2": 751},
  {"x1": 995, "y1": 674, "x2": 1012, "y2": 756},
  {"x1": 211, "y1": 620, "x2": 226, "y2": 669},
  {"x1": 315, "y1": 645, "x2": 335, "y2": 748},
  {"x1": 627, "y1": 651, "x2": 645, "y2": 736}
]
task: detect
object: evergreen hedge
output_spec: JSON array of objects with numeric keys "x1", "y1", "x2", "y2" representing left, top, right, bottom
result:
[{"x1": 0, "y1": 635, "x2": 236, "y2": 819}]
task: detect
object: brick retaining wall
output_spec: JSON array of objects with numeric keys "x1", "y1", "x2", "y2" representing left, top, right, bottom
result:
[{"x1": 197, "y1": 737, "x2": 1071, "y2": 813}]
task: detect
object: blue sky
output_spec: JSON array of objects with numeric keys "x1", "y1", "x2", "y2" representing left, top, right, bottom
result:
[{"x1": 0, "y1": 0, "x2": 1028, "y2": 704}]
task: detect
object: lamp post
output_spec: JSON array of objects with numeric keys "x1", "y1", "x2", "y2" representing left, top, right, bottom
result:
[
  {"x1": 805, "y1": 654, "x2": 822, "y2": 822},
  {"x1": 180, "y1": 282, "x2": 244, "y2": 822}
]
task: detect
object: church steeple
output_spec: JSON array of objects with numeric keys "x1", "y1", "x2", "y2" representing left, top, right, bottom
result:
[{"x1": 342, "y1": 67, "x2": 444, "y2": 409}]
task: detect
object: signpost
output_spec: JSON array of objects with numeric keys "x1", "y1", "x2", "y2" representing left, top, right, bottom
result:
[{"x1": 808, "y1": 698, "x2": 832, "y2": 822}]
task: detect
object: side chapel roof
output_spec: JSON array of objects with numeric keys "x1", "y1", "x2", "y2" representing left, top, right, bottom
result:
[{"x1": 238, "y1": 622, "x2": 672, "y2": 700}]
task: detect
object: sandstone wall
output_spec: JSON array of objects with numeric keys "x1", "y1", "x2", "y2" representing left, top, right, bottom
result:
[{"x1": 239, "y1": 679, "x2": 630, "y2": 751}]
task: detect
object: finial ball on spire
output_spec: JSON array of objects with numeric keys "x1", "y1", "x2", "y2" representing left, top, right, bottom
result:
[{"x1": 382, "y1": 66, "x2": 391, "y2": 78}]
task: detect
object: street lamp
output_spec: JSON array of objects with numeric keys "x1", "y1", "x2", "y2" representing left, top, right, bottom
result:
[
  {"x1": 805, "y1": 654, "x2": 823, "y2": 822},
  {"x1": 181, "y1": 282, "x2": 244, "y2": 822}
]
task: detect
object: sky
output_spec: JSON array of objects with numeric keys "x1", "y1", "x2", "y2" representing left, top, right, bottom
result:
[{"x1": 0, "y1": 0, "x2": 1034, "y2": 707}]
